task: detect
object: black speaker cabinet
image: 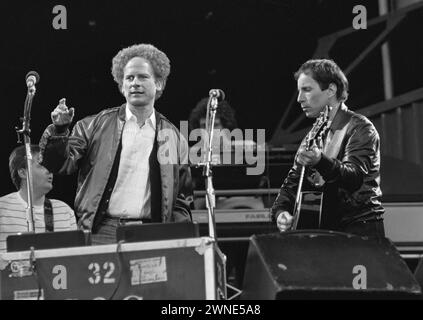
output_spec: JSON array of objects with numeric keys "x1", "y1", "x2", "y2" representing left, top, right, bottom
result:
[
  {"x1": 414, "y1": 258, "x2": 423, "y2": 290},
  {"x1": 242, "y1": 230, "x2": 422, "y2": 299}
]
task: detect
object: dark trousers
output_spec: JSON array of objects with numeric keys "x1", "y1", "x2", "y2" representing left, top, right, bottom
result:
[
  {"x1": 91, "y1": 216, "x2": 152, "y2": 245},
  {"x1": 91, "y1": 217, "x2": 120, "y2": 245}
]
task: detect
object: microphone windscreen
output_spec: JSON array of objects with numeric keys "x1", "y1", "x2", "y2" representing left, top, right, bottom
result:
[{"x1": 26, "y1": 71, "x2": 40, "y2": 84}]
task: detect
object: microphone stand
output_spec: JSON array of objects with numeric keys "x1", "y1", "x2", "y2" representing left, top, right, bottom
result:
[
  {"x1": 15, "y1": 85, "x2": 36, "y2": 232},
  {"x1": 198, "y1": 94, "x2": 219, "y2": 242}
]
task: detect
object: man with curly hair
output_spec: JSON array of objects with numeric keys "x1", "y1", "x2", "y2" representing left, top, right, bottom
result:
[
  {"x1": 188, "y1": 97, "x2": 239, "y2": 155},
  {"x1": 188, "y1": 97, "x2": 238, "y2": 132},
  {"x1": 39, "y1": 44, "x2": 193, "y2": 244}
]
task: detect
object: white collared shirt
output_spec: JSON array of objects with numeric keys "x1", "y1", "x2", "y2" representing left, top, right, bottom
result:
[{"x1": 107, "y1": 106, "x2": 156, "y2": 219}]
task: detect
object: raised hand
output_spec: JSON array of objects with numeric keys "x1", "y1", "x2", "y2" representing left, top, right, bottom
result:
[{"x1": 51, "y1": 98, "x2": 75, "y2": 126}]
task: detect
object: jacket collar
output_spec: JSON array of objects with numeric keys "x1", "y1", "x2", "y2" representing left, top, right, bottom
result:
[
  {"x1": 329, "y1": 103, "x2": 351, "y2": 132},
  {"x1": 118, "y1": 104, "x2": 126, "y2": 121},
  {"x1": 117, "y1": 103, "x2": 167, "y2": 127}
]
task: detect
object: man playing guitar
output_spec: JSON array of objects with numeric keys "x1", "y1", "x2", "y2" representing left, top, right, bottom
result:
[{"x1": 272, "y1": 59, "x2": 385, "y2": 238}]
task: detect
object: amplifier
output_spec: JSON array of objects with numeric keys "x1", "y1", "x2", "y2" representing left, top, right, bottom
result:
[
  {"x1": 0, "y1": 237, "x2": 226, "y2": 300},
  {"x1": 192, "y1": 209, "x2": 277, "y2": 239}
]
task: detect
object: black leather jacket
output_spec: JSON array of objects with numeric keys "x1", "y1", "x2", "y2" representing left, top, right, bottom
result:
[
  {"x1": 39, "y1": 105, "x2": 193, "y2": 230},
  {"x1": 272, "y1": 104, "x2": 384, "y2": 230}
]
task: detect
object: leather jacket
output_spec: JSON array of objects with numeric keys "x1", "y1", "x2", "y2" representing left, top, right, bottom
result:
[
  {"x1": 39, "y1": 104, "x2": 193, "y2": 230},
  {"x1": 271, "y1": 104, "x2": 384, "y2": 230}
]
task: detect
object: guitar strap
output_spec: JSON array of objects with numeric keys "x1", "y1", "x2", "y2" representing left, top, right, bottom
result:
[{"x1": 44, "y1": 198, "x2": 54, "y2": 232}]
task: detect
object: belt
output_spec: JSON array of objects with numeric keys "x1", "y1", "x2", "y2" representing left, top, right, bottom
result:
[{"x1": 105, "y1": 216, "x2": 152, "y2": 225}]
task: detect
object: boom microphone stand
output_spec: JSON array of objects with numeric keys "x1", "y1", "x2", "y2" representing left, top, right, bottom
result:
[
  {"x1": 197, "y1": 89, "x2": 225, "y2": 241},
  {"x1": 15, "y1": 71, "x2": 40, "y2": 232}
]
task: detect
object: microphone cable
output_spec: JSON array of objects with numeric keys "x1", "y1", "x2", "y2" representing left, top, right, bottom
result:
[
  {"x1": 107, "y1": 240, "x2": 125, "y2": 300},
  {"x1": 29, "y1": 246, "x2": 43, "y2": 300}
]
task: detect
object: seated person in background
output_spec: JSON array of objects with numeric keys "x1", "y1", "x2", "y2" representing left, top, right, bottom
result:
[
  {"x1": 188, "y1": 97, "x2": 264, "y2": 210},
  {"x1": 189, "y1": 97, "x2": 238, "y2": 131},
  {"x1": 0, "y1": 145, "x2": 77, "y2": 253},
  {"x1": 189, "y1": 97, "x2": 238, "y2": 155}
]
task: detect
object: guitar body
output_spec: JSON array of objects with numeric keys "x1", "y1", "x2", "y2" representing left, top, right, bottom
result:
[{"x1": 295, "y1": 191, "x2": 323, "y2": 229}]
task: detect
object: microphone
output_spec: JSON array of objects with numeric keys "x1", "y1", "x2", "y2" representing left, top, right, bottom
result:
[
  {"x1": 26, "y1": 71, "x2": 40, "y2": 89},
  {"x1": 209, "y1": 89, "x2": 225, "y2": 101}
]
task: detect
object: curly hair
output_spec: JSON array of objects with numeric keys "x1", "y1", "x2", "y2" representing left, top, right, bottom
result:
[
  {"x1": 111, "y1": 43, "x2": 171, "y2": 100},
  {"x1": 294, "y1": 59, "x2": 349, "y2": 102},
  {"x1": 9, "y1": 145, "x2": 40, "y2": 190},
  {"x1": 189, "y1": 97, "x2": 238, "y2": 131}
]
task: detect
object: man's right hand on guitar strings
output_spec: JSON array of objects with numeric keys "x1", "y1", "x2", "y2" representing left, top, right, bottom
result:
[{"x1": 276, "y1": 211, "x2": 294, "y2": 232}]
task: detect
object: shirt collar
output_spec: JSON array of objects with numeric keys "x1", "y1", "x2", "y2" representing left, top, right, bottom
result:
[
  {"x1": 16, "y1": 191, "x2": 44, "y2": 209},
  {"x1": 125, "y1": 105, "x2": 156, "y2": 130}
]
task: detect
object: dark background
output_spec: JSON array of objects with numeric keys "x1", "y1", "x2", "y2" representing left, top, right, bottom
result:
[{"x1": 0, "y1": 0, "x2": 422, "y2": 206}]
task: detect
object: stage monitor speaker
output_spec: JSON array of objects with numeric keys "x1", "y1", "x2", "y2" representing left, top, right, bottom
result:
[
  {"x1": 241, "y1": 230, "x2": 422, "y2": 299},
  {"x1": 414, "y1": 258, "x2": 423, "y2": 289}
]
